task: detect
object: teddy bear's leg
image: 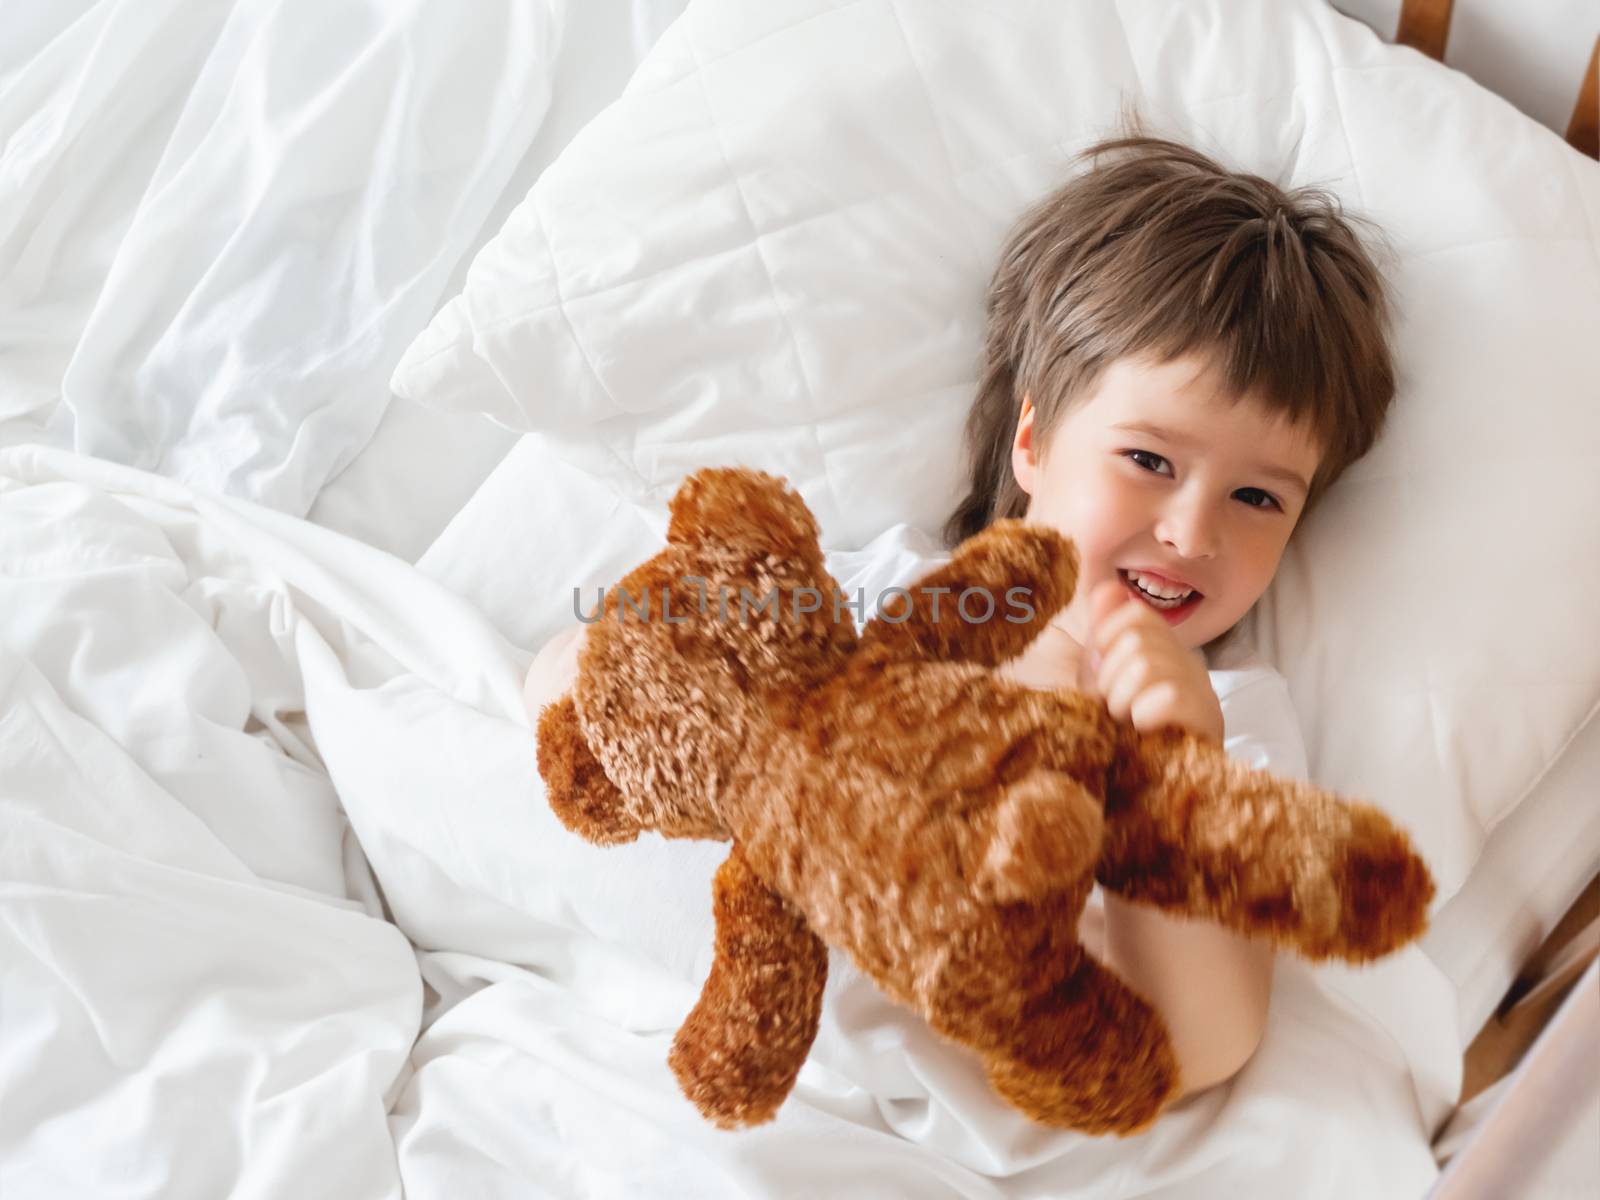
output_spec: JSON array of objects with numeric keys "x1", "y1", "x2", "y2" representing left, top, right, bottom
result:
[
  {"x1": 928, "y1": 919, "x2": 1180, "y2": 1136},
  {"x1": 535, "y1": 695, "x2": 644, "y2": 845},
  {"x1": 1097, "y1": 725, "x2": 1435, "y2": 963},
  {"x1": 982, "y1": 955, "x2": 1182, "y2": 1136},
  {"x1": 858, "y1": 519, "x2": 1078, "y2": 668},
  {"x1": 669, "y1": 843, "x2": 829, "y2": 1129}
]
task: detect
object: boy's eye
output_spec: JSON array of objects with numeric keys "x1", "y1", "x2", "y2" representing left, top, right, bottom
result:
[
  {"x1": 1122, "y1": 450, "x2": 1284, "y2": 512},
  {"x1": 1235, "y1": 488, "x2": 1283, "y2": 512},
  {"x1": 1124, "y1": 449, "x2": 1171, "y2": 475}
]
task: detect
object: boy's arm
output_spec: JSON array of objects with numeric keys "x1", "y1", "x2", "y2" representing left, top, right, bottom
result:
[{"x1": 1078, "y1": 581, "x2": 1272, "y2": 1097}]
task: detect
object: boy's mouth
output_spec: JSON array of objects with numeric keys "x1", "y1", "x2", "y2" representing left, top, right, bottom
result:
[{"x1": 1117, "y1": 569, "x2": 1203, "y2": 625}]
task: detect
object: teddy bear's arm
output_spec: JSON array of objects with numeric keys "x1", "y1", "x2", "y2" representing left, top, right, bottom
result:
[
  {"x1": 535, "y1": 694, "x2": 644, "y2": 845},
  {"x1": 859, "y1": 519, "x2": 1079, "y2": 668},
  {"x1": 668, "y1": 844, "x2": 829, "y2": 1129},
  {"x1": 1097, "y1": 726, "x2": 1435, "y2": 963}
]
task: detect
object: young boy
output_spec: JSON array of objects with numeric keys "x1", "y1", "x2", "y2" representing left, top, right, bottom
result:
[
  {"x1": 527, "y1": 132, "x2": 1395, "y2": 1108},
  {"x1": 945, "y1": 132, "x2": 1395, "y2": 1098}
]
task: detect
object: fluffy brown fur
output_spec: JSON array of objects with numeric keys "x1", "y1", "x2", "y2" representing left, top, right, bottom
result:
[{"x1": 536, "y1": 467, "x2": 1435, "y2": 1136}]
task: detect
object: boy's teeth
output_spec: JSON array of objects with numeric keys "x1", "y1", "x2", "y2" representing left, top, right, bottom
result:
[{"x1": 1125, "y1": 570, "x2": 1194, "y2": 601}]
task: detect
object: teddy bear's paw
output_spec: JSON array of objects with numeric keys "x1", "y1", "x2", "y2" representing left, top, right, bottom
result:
[
  {"x1": 1255, "y1": 808, "x2": 1435, "y2": 963},
  {"x1": 1321, "y1": 807, "x2": 1436, "y2": 962},
  {"x1": 536, "y1": 695, "x2": 643, "y2": 846},
  {"x1": 668, "y1": 1033, "x2": 797, "y2": 1130},
  {"x1": 974, "y1": 769, "x2": 1104, "y2": 904},
  {"x1": 862, "y1": 519, "x2": 1080, "y2": 668},
  {"x1": 668, "y1": 846, "x2": 830, "y2": 1130},
  {"x1": 980, "y1": 958, "x2": 1180, "y2": 1136}
]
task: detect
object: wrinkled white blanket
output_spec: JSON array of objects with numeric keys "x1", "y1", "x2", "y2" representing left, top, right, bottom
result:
[
  {"x1": 1, "y1": 446, "x2": 1456, "y2": 1198},
  {"x1": 0, "y1": 0, "x2": 562, "y2": 516}
]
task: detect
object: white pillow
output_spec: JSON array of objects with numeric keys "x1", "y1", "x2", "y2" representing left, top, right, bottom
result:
[{"x1": 399, "y1": 0, "x2": 1600, "y2": 909}]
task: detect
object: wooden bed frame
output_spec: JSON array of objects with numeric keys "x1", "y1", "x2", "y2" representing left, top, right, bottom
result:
[
  {"x1": 1387, "y1": 7, "x2": 1599, "y2": 1188},
  {"x1": 1457, "y1": 873, "x2": 1599, "y2": 1106},
  {"x1": 1396, "y1": 0, "x2": 1599, "y2": 159},
  {"x1": 1431, "y1": 956, "x2": 1599, "y2": 1198}
]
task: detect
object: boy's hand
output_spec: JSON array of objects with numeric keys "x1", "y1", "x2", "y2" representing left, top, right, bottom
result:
[
  {"x1": 523, "y1": 624, "x2": 588, "y2": 727},
  {"x1": 994, "y1": 612, "x2": 1098, "y2": 693},
  {"x1": 1087, "y1": 580, "x2": 1224, "y2": 744}
]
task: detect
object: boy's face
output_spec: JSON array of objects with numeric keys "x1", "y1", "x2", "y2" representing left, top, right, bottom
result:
[{"x1": 1011, "y1": 351, "x2": 1323, "y2": 652}]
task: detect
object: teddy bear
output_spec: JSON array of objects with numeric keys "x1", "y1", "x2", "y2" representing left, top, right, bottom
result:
[{"x1": 535, "y1": 466, "x2": 1435, "y2": 1137}]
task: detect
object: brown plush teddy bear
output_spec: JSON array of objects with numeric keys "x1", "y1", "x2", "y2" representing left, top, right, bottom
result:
[{"x1": 535, "y1": 466, "x2": 1435, "y2": 1137}]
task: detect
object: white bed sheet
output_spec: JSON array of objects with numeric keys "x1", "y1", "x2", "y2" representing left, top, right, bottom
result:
[
  {"x1": 0, "y1": 0, "x2": 562, "y2": 524},
  {"x1": 1, "y1": 444, "x2": 1456, "y2": 1198}
]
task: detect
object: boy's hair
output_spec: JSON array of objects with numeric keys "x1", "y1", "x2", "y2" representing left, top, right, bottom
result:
[{"x1": 944, "y1": 132, "x2": 1396, "y2": 549}]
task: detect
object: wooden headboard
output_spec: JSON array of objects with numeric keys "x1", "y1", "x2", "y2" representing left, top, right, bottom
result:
[{"x1": 1344, "y1": 0, "x2": 1593, "y2": 160}]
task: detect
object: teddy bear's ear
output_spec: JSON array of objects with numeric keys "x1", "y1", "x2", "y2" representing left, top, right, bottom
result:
[{"x1": 666, "y1": 467, "x2": 821, "y2": 555}]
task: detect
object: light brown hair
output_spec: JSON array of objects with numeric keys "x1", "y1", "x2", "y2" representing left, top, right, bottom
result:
[{"x1": 944, "y1": 131, "x2": 1396, "y2": 554}]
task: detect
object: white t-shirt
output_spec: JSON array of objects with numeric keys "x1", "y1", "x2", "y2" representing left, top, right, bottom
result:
[{"x1": 822, "y1": 523, "x2": 1309, "y2": 783}]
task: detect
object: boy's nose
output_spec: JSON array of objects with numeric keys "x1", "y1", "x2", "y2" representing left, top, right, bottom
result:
[{"x1": 1154, "y1": 497, "x2": 1220, "y2": 561}]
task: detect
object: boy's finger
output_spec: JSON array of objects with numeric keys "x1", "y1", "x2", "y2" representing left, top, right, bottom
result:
[
  {"x1": 1101, "y1": 650, "x2": 1157, "y2": 720},
  {"x1": 1089, "y1": 583, "x2": 1151, "y2": 653},
  {"x1": 1127, "y1": 680, "x2": 1184, "y2": 733},
  {"x1": 1095, "y1": 627, "x2": 1144, "y2": 694}
]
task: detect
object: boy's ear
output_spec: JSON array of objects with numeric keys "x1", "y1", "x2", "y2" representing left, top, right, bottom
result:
[{"x1": 1011, "y1": 394, "x2": 1039, "y2": 496}]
